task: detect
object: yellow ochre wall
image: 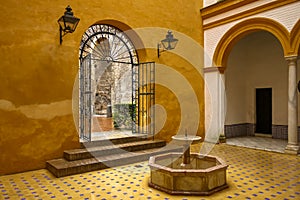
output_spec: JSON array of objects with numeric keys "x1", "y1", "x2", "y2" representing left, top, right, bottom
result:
[{"x1": 0, "y1": 0, "x2": 203, "y2": 175}]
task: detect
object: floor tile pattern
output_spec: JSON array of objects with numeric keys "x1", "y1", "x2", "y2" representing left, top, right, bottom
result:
[{"x1": 1, "y1": 144, "x2": 299, "y2": 200}]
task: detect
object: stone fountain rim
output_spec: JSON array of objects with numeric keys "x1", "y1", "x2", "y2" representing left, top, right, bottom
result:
[
  {"x1": 171, "y1": 135, "x2": 202, "y2": 142},
  {"x1": 149, "y1": 153, "x2": 228, "y2": 173}
]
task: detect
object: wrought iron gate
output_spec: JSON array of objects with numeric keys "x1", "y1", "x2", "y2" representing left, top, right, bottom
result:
[
  {"x1": 79, "y1": 57, "x2": 155, "y2": 141},
  {"x1": 79, "y1": 54, "x2": 92, "y2": 141},
  {"x1": 78, "y1": 24, "x2": 155, "y2": 141},
  {"x1": 132, "y1": 62, "x2": 155, "y2": 139}
]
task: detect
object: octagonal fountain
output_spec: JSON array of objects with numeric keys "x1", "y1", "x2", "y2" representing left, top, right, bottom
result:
[{"x1": 148, "y1": 133, "x2": 228, "y2": 195}]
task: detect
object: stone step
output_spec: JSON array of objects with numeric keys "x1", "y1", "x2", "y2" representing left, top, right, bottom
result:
[
  {"x1": 80, "y1": 135, "x2": 148, "y2": 148},
  {"x1": 46, "y1": 145, "x2": 182, "y2": 177},
  {"x1": 64, "y1": 140, "x2": 166, "y2": 161}
]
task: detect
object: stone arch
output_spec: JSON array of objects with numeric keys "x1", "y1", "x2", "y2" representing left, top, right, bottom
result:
[
  {"x1": 291, "y1": 19, "x2": 300, "y2": 55},
  {"x1": 213, "y1": 17, "x2": 290, "y2": 68},
  {"x1": 93, "y1": 19, "x2": 147, "y2": 60}
]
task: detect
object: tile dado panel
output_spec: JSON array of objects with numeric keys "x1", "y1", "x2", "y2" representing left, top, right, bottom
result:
[
  {"x1": 271, "y1": 125, "x2": 300, "y2": 142},
  {"x1": 224, "y1": 123, "x2": 255, "y2": 138},
  {"x1": 225, "y1": 123, "x2": 300, "y2": 142}
]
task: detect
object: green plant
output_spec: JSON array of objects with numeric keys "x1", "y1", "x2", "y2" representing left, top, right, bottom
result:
[{"x1": 113, "y1": 104, "x2": 136, "y2": 129}]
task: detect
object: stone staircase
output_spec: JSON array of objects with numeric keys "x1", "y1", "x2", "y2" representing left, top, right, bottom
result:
[{"x1": 46, "y1": 136, "x2": 181, "y2": 177}]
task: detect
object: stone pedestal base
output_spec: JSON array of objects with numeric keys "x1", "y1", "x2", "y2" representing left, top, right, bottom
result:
[
  {"x1": 219, "y1": 135, "x2": 226, "y2": 143},
  {"x1": 284, "y1": 144, "x2": 300, "y2": 155}
]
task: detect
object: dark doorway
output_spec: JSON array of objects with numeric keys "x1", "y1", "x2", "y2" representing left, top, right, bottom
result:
[{"x1": 256, "y1": 88, "x2": 272, "y2": 134}]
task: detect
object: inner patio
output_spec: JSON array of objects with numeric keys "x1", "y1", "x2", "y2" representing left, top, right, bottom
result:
[{"x1": 1, "y1": 140, "x2": 299, "y2": 200}]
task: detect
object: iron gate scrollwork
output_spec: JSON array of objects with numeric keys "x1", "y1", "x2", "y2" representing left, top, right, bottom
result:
[{"x1": 79, "y1": 54, "x2": 92, "y2": 141}]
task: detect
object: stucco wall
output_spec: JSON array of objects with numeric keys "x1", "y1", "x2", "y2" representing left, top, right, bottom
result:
[
  {"x1": 0, "y1": 0, "x2": 204, "y2": 175},
  {"x1": 225, "y1": 31, "x2": 298, "y2": 126}
]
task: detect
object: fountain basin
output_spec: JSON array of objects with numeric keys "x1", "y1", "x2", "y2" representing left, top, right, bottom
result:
[{"x1": 149, "y1": 153, "x2": 228, "y2": 195}]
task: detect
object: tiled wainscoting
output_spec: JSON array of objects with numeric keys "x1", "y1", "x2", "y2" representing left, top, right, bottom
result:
[
  {"x1": 224, "y1": 123, "x2": 255, "y2": 138},
  {"x1": 225, "y1": 124, "x2": 300, "y2": 141},
  {"x1": 272, "y1": 125, "x2": 288, "y2": 140}
]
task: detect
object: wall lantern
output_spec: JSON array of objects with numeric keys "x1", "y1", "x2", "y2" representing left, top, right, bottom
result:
[
  {"x1": 157, "y1": 30, "x2": 178, "y2": 58},
  {"x1": 58, "y1": 5, "x2": 80, "y2": 44}
]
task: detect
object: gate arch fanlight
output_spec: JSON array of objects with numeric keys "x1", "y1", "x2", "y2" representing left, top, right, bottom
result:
[{"x1": 79, "y1": 24, "x2": 139, "y2": 65}]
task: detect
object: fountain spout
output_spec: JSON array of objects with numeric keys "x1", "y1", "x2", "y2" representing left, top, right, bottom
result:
[{"x1": 172, "y1": 133, "x2": 201, "y2": 166}]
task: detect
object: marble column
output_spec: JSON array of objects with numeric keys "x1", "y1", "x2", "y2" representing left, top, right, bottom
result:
[
  {"x1": 285, "y1": 56, "x2": 300, "y2": 155},
  {"x1": 204, "y1": 67, "x2": 226, "y2": 143},
  {"x1": 219, "y1": 69, "x2": 226, "y2": 143}
]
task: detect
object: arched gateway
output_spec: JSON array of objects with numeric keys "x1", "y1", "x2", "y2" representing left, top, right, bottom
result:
[{"x1": 79, "y1": 24, "x2": 155, "y2": 141}]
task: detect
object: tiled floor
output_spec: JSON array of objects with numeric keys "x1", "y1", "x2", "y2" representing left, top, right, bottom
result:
[
  {"x1": 1, "y1": 143, "x2": 300, "y2": 200},
  {"x1": 226, "y1": 136, "x2": 288, "y2": 153}
]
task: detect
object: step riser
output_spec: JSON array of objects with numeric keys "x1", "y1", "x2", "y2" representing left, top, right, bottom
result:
[
  {"x1": 65, "y1": 141, "x2": 166, "y2": 161},
  {"x1": 47, "y1": 148, "x2": 181, "y2": 177},
  {"x1": 80, "y1": 136, "x2": 148, "y2": 148},
  {"x1": 46, "y1": 135, "x2": 182, "y2": 178},
  {"x1": 46, "y1": 161, "x2": 107, "y2": 178}
]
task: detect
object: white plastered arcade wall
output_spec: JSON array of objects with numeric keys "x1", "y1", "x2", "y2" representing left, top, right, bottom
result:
[
  {"x1": 225, "y1": 31, "x2": 287, "y2": 126},
  {"x1": 203, "y1": 0, "x2": 300, "y2": 154}
]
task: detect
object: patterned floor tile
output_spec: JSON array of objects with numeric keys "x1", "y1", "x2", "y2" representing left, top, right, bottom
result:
[{"x1": 0, "y1": 144, "x2": 299, "y2": 199}]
